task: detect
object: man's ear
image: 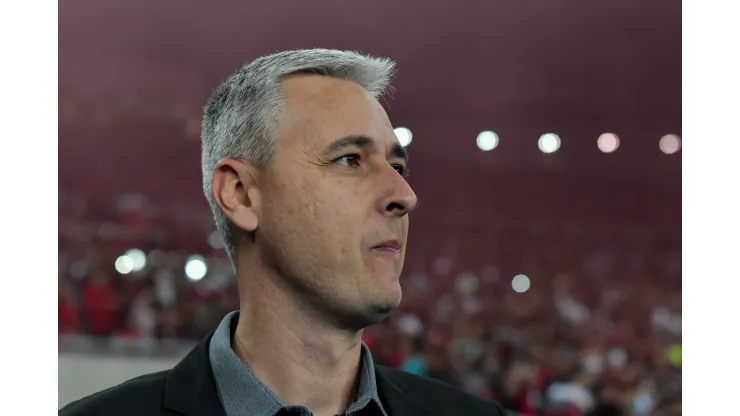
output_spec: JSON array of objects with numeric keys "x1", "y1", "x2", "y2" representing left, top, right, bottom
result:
[{"x1": 211, "y1": 159, "x2": 261, "y2": 232}]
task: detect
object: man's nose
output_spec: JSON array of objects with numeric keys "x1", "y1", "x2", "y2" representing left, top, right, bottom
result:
[{"x1": 378, "y1": 170, "x2": 418, "y2": 218}]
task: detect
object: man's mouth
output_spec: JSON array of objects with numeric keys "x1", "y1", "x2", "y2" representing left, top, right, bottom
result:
[{"x1": 371, "y1": 239, "x2": 402, "y2": 254}]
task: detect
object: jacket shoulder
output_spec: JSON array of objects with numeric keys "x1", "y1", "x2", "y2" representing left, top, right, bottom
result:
[
  {"x1": 378, "y1": 367, "x2": 507, "y2": 415},
  {"x1": 59, "y1": 370, "x2": 169, "y2": 416}
]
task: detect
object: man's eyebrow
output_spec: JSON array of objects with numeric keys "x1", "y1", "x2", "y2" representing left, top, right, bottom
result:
[{"x1": 326, "y1": 134, "x2": 409, "y2": 164}]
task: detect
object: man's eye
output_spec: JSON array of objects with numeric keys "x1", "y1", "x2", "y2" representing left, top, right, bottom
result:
[
  {"x1": 392, "y1": 164, "x2": 407, "y2": 176},
  {"x1": 335, "y1": 154, "x2": 361, "y2": 167}
]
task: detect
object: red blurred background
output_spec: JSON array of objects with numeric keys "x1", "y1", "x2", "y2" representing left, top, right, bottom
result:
[{"x1": 59, "y1": 1, "x2": 681, "y2": 415}]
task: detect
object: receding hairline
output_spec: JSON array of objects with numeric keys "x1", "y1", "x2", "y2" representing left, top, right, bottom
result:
[
  {"x1": 279, "y1": 72, "x2": 386, "y2": 116},
  {"x1": 269, "y1": 72, "x2": 388, "y2": 136},
  {"x1": 202, "y1": 50, "x2": 396, "y2": 147}
]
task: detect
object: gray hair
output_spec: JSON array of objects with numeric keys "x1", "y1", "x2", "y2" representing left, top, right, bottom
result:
[{"x1": 201, "y1": 49, "x2": 396, "y2": 263}]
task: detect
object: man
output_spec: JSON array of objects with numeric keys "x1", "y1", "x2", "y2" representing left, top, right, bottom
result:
[{"x1": 60, "y1": 49, "x2": 506, "y2": 416}]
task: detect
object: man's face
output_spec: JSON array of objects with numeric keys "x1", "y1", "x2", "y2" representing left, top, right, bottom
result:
[{"x1": 256, "y1": 75, "x2": 417, "y2": 330}]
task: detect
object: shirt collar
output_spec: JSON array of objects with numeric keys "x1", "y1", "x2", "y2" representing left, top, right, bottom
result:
[{"x1": 209, "y1": 311, "x2": 388, "y2": 416}]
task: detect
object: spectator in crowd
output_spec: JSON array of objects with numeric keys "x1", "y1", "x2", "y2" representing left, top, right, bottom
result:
[{"x1": 81, "y1": 268, "x2": 118, "y2": 337}]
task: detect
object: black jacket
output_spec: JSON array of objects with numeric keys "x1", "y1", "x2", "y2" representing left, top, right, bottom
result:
[{"x1": 59, "y1": 334, "x2": 507, "y2": 416}]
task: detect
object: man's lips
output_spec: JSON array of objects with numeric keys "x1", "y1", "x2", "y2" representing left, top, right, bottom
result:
[{"x1": 371, "y1": 239, "x2": 403, "y2": 253}]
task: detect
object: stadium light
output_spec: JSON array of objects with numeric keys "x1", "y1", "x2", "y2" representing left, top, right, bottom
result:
[
  {"x1": 476, "y1": 131, "x2": 499, "y2": 151},
  {"x1": 394, "y1": 127, "x2": 413, "y2": 147},
  {"x1": 538, "y1": 133, "x2": 561, "y2": 154}
]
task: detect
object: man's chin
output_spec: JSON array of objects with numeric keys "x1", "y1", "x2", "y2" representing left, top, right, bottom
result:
[
  {"x1": 369, "y1": 301, "x2": 397, "y2": 319},
  {"x1": 364, "y1": 292, "x2": 402, "y2": 323},
  {"x1": 352, "y1": 307, "x2": 395, "y2": 330},
  {"x1": 333, "y1": 298, "x2": 399, "y2": 331}
]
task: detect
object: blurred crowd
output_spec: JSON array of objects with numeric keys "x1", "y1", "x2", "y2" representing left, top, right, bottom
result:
[{"x1": 58, "y1": 188, "x2": 681, "y2": 416}]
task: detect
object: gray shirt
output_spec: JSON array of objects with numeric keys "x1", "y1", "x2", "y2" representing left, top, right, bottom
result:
[{"x1": 209, "y1": 311, "x2": 389, "y2": 416}]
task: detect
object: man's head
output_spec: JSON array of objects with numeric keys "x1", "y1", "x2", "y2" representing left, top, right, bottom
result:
[{"x1": 201, "y1": 49, "x2": 417, "y2": 330}]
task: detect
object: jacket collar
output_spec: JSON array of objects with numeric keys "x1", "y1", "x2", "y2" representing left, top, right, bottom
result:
[
  {"x1": 374, "y1": 366, "x2": 433, "y2": 416},
  {"x1": 162, "y1": 332, "x2": 430, "y2": 416},
  {"x1": 163, "y1": 333, "x2": 227, "y2": 416}
]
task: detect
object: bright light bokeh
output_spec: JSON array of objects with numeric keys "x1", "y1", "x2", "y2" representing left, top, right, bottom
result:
[
  {"x1": 394, "y1": 127, "x2": 413, "y2": 147},
  {"x1": 597, "y1": 133, "x2": 620, "y2": 153},
  {"x1": 538, "y1": 133, "x2": 561, "y2": 153},
  {"x1": 476, "y1": 130, "x2": 499, "y2": 151},
  {"x1": 114, "y1": 255, "x2": 134, "y2": 275},
  {"x1": 124, "y1": 248, "x2": 147, "y2": 272},
  {"x1": 185, "y1": 255, "x2": 208, "y2": 281},
  {"x1": 512, "y1": 274, "x2": 531, "y2": 293},
  {"x1": 660, "y1": 134, "x2": 682, "y2": 154}
]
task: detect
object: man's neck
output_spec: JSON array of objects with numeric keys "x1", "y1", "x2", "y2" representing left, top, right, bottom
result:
[{"x1": 232, "y1": 269, "x2": 364, "y2": 415}]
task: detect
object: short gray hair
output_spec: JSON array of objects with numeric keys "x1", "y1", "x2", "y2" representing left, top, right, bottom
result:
[{"x1": 201, "y1": 49, "x2": 396, "y2": 263}]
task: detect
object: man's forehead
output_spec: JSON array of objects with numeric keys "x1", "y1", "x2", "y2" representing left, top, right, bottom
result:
[{"x1": 277, "y1": 75, "x2": 395, "y2": 149}]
